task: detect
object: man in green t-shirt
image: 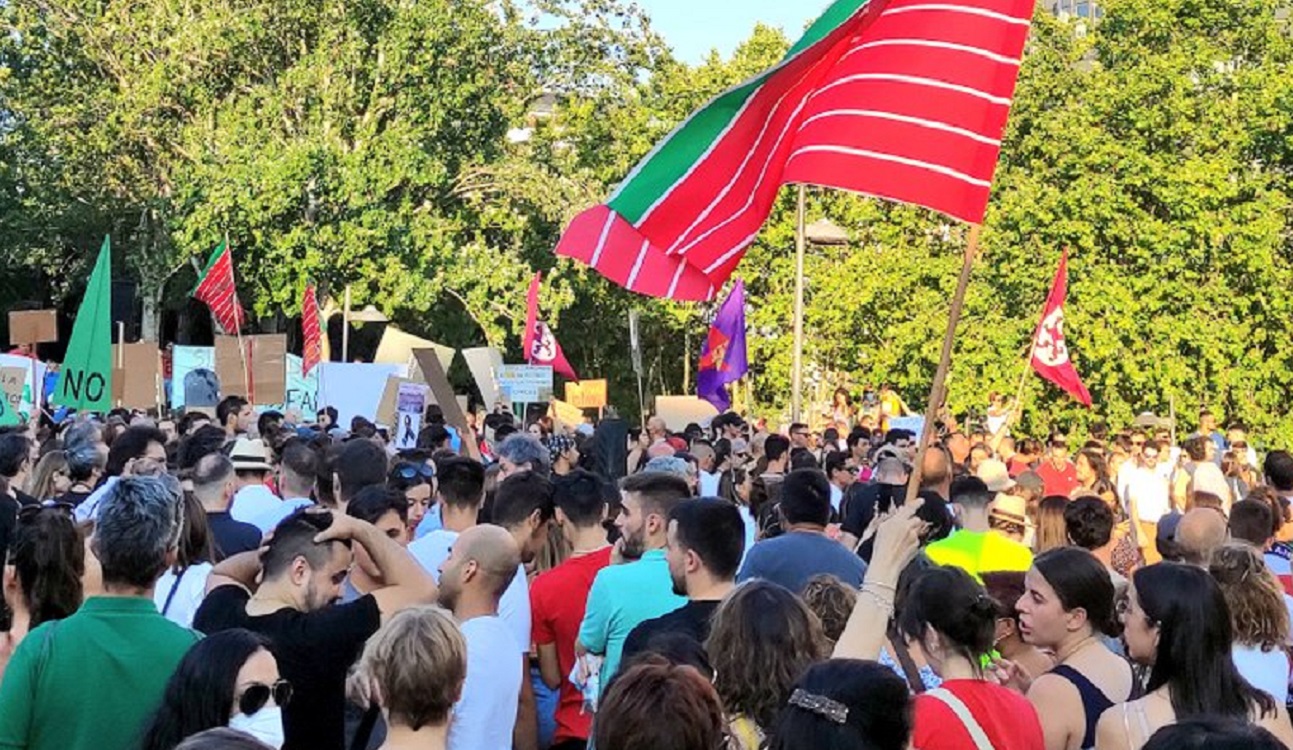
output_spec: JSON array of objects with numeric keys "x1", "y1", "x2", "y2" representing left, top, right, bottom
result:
[
  {"x1": 0, "y1": 476, "x2": 201, "y2": 750},
  {"x1": 925, "y1": 476, "x2": 1033, "y2": 580}
]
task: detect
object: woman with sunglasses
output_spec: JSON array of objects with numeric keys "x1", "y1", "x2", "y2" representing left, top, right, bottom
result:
[
  {"x1": 0, "y1": 503, "x2": 84, "y2": 681},
  {"x1": 141, "y1": 629, "x2": 292, "y2": 750},
  {"x1": 1095, "y1": 562, "x2": 1293, "y2": 750},
  {"x1": 388, "y1": 461, "x2": 435, "y2": 540}
]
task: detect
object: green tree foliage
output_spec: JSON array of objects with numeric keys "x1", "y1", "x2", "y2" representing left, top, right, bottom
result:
[{"x1": 3, "y1": 0, "x2": 1293, "y2": 443}]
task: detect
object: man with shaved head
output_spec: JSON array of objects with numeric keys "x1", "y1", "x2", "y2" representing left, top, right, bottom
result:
[
  {"x1": 438, "y1": 525, "x2": 523, "y2": 750},
  {"x1": 1175, "y1": 508, "x2": 1229, "y2": 567}
]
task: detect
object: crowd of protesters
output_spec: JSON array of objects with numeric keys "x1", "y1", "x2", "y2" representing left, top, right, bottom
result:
[{"x1": 0, "y1": 390, "x2": 1290, "y2": 750}]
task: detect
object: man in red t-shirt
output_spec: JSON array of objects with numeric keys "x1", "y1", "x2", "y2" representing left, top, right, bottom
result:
[
  {"x1": 530, "y1": 470, "x2": 612, "y2": 750},
  {"x1": 1034, "y1": 433, "x2": 1080, "y2": 497}
]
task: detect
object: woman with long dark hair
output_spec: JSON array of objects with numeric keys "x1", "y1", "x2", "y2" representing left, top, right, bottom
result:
[
  {"x1": 1094, "y1": 563, "x2": 1293, "y2": 750},
  {"x1": 0, "y1": 503, "x2": 84, "y2": 681},
  {"x1": 141, "y1": 629, "x2": 289, "y2": 750},
  {"x1": 706, "y1": 580, "x2": 827, "y2": 749},
  {"x1": 153, "y1": 493, "x2": 215, "y2": 628},
  {"x1": 1016, "y1": 547, "x2": 1133, "y2": 750}
]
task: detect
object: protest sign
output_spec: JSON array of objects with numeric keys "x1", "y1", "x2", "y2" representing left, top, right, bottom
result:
[
  {"x1": 376, "y1": 327, "x2": 455, "y2": 374},
  {"x1": 284, "y1": 354, "x2": 320, "y2": 415},
  {"x1": 7, "y1": 310, "x2": 57, "y2": 346},
  {"x1": 395, "y1": 383, "x2": 426, "y2": 450},
  {"x1": 888, "y1": 416, "x2": 925, "y2": 438},
  {"x1": 120, "y1": 343, "x2": 161, "y2": 409},
  {"x1": 172, "y1": 346, "x2": 217, "y2": 409},
  {"x1": 413, "y1": 348, "x2": 480, "y2": 461},
  {"x1": 376, "y1": 376, "x2": 421, "y2": 427},
  {"x1": 498, "y1": 365, "x2": 553, "y2": 403},
  {"x1": 0, "y1": 367, "x2": 26, "y2": 426},
  {"x1": 214, "y1": 336, "x2": 247, "y2": 398},
  {"x1": 316, "y1": 362, "x2": 406, "y2": 427},
  {"x1": 565, "y1": 380, "x2": 607, "y2": 409},
  {"x1": 215, "y1": 335, "x2": 286, "y2": 404},
  {"x1": 53, "y1": 238, "x2": 112, "y2": 411},
  {"x1": 548, "y1": 398, "x2": 585, "y2": 431},
  {"x1": 0, "y1": 354, "x2": 46, "y2": 418},
  {"x1": 653, "y1": 395, "x2": 719, "y2": 432},
  {"x1": 462, "y1": 347, "x2": 504, "y2": 406}
]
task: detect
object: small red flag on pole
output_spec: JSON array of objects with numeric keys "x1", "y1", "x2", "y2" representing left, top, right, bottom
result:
[
  {"x1": 523, "y1": 273, "x2": 578, "y2": 382},
  {"x1": 1030, "y1": 249, "x2": 1092, "y2": 407},
  {"x1": 301, "y1": 283, "x2": 322, "y2": 377}
]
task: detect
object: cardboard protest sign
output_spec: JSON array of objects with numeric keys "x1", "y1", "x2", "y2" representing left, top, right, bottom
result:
[
  {"x1": 119, "y1": 343, "x2": 161, "y2": 410},
  {"x1": 548, "y1": 398, "x2": 585, "y2": 432},
  {"x1": 462, "y1": 347, "x2": 504, "y2": 407},
  {"x1": 498, "y1": 365, "x2": 553, "y2": 403},
  {"x1": 0, "y1": 356, "x2": 46, "y2": 421},
  {"x1": 565, "y1": 380, "x2": 608, "y2": 409},
  {"x1": 396, "y1": 383, "x2": 426, "y2": 450},
  {"x1": 7, "y1": 310, "x2": 57, "y2": 346},
  {"x1": 413, "y1": 348, "x2": 480, "y2": 461},
  {"x1": 316, "y1": 362, "x2": 407, "y2": 427},
  {"x1": 249, "y1": 335, "x2": 287, "y2": 405},
  {"x1": 375, "y1": 375, "x2": 420, "y2": 427},
  {"x1": 172, "y1": 346, "x2": 218, "y2": 409},
  {"x1": 0, "y1": 367, "x2": 26, "y2": 426},
  {"x1": 53, "y1": 237, "x2": 113, "y2": 411},
  {"x1": 214, "y1": 336, "x2": 247, "y2": 398},
  {"x1": 653, "y1": 395, "x2": 719, "y2": 432},
  {"x1": 375, "y1": 327, "x2": 455, "y2": 373}
]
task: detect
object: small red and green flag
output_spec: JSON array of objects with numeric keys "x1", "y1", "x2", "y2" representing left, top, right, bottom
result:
[
  {"x1": 556, "y1": 0, "x2": 1033, "y2": 300},
  {"x1": 193, "y1": 241, "x2": 247, "y2": 333}
]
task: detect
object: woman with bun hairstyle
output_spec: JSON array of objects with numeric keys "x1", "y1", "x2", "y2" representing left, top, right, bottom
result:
[
  {"x1": 898, "y1": 564, "x2": 1044, "y2": 750},
  {"x1": 1016, "y1": 547, "x2": 1134, "y2": 750}
]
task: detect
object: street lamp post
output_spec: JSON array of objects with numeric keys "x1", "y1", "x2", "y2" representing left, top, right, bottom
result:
[{"x1": 791, "y1": 186, "x2": 849, "y2": 423}]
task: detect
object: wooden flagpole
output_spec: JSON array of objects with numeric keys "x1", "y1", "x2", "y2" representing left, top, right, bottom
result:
[{"x1": 904, "y1": 224, "x2": 982, "y2": 505}]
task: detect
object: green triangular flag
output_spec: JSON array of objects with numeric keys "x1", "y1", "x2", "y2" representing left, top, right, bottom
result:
[{"x1": 53, "y1": 236, "x2": 113, "y2": 411}]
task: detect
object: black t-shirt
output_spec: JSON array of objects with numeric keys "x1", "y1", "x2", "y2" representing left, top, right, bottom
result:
[
  {"x1": 12, "y1": 489, "x2": 38, "y2": 507},
  {"x1": 841, "y1": 483, "x2": 905, "y2": 538},
  {"x1": 621, "y1": 599, "x2": 721, "y2": 665},
  {"x1": 205, "y1": 512, "x2": 262, "y2": 561},
  {"x1": 194, "y1": 585, "x2": 382, "y2": 750}
]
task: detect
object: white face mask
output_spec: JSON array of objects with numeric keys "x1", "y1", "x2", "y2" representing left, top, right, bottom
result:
[{"x1": 229, "y1": 705, "x2": 285, "y2": 749}]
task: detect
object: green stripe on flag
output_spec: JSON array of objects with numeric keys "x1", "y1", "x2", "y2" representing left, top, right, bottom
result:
[
  {"x1": 607, "y1": 0, "x2": 869, "y2": 225},
  {"x1": 192, "y1": 240, "x2": 227, "y2": 294}
]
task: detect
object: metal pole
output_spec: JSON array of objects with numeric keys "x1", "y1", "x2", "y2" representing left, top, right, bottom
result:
[
  {"x1": 341, "y1": 285, "x2": 352, "y2": 363},
  {"x1": 905, "y1": 224, "x2": 982, "y2": 505},
  {"x1": 792, "y1": 184, "x2": 807, "y2": 424}
]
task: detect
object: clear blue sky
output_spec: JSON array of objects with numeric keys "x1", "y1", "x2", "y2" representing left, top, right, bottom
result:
[{"x1": 637, "y1": 0, "x2": 830, "y2": 63}]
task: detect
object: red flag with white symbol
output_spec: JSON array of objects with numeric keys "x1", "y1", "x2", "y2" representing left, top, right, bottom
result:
[
  {"x1": 523, "y1": 273, "x2": 578, "y2": 381},
  {"x1": 1030, "y1": 250, "x2": 1091, "y2": 407}
]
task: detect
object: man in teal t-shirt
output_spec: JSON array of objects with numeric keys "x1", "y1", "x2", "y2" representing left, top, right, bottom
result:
[
  {"x1": 578, "y1": 472, "x2": 690, "y2": 682},
  {"x1": 925, "y1": 476, "x2": 1033, "y2": 580},
  {"x1": 0, "y1": 477, "x2": 201, "y2": 750}
]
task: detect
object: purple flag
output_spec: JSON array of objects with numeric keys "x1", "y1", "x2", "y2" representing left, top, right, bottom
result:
[{"x1": 697, "y1": 279, "x2": 748, "y2": 412}]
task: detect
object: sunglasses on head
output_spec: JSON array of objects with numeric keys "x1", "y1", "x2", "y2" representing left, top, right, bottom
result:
[
  {"x1": 18, "y1": 501, "x2": 74, "y2": 521},
  {"x1": 239, "y1": 679, "x2": 293, "y2": 716},
  {"x1": 396, "y1": 464, "x2": 435, "y2": 481}
]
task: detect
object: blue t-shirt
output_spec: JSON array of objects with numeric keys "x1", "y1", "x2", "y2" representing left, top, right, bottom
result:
[
  {"x1": 737, "y1": 530, "x2": 867, "y2": 593},
  {"x1": 578, "y1": 548, "x2": 685, "y2": 682}
]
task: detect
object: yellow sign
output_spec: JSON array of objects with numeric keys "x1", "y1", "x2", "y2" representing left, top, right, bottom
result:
[{"x1": 565, "y1": 380, "x2": 608, "y2": 409}]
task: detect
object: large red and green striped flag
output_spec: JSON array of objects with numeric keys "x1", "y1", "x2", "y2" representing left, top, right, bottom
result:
[
  {"x1": 556, "y1": 0, "x2": 1033, "y2": 301},
  {"x1": 193, "y1": 241, "x2": 246, "y2": 333}
]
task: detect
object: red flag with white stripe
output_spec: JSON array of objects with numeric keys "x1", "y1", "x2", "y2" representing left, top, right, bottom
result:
[
  {"x1": 523, "y1": 273, "x2": 578, "y2": 381},
  {"x1": 192, "y1": 241, "x2": 246, "y2": 333},
  {"x1": 301, "y1": 283, "x2": 323, "y2": 377},
  {"x1": 555, "y1": 0, "x2": 1033, "y2": 300}
]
